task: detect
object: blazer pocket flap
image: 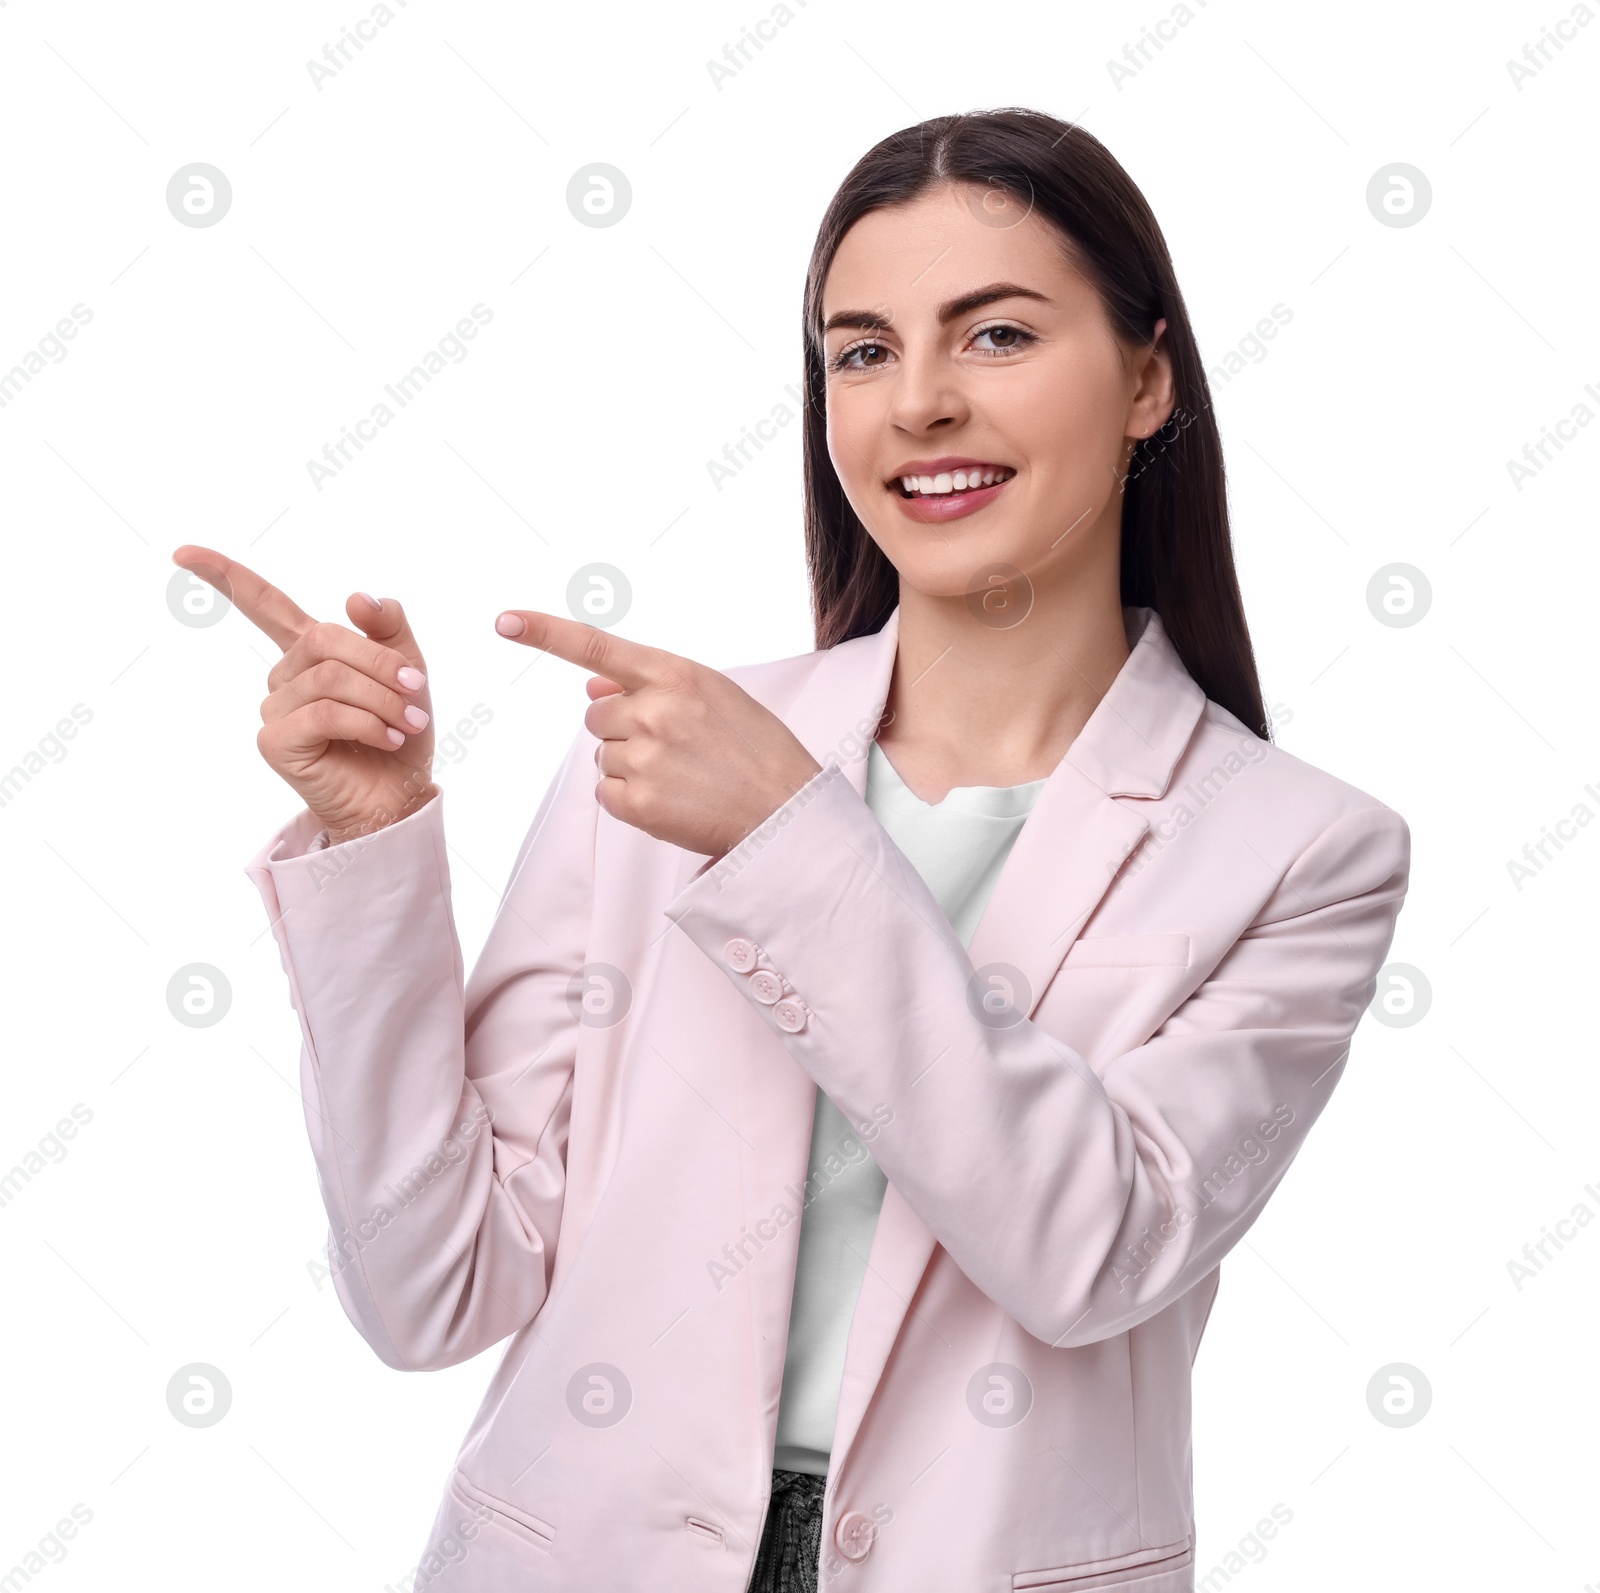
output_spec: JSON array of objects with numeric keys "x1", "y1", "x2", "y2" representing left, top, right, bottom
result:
[
  {"x1": 1014, "y1": 1535, "x2": 1193, "y2": 1590},
  {"x1": 1062, "y1": 933, "x2": 1191, "y2": 969},
  {"x1": 448, "y1": 1469, "x2": 555, "y2": 1550}
]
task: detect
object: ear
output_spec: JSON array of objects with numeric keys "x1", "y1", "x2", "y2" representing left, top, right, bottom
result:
[{"x1": 1130, "y1": 317, "x2": 1176, "y2": 439}]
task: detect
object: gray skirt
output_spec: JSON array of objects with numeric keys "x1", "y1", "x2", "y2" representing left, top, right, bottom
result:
[{"x1": 746, "y1": 1468, "x2": 825, "y2": 1593}]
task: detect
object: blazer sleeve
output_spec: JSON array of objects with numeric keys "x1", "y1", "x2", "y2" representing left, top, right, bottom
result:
[
  {"x1": 664, "y1": 761, "x2": 1410, "y2": 1348},
  {"x1": 243, "y1": 727, "x2": 598, "y2": 1371}
]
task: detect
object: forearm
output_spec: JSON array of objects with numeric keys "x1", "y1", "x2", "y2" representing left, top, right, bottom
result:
[
  {"x1": 667, "y1": 764, "x2": 1408, "y2": 1345},
  {"x1": 246, "y1": 772, "x2": 586, "y2": 1369}
]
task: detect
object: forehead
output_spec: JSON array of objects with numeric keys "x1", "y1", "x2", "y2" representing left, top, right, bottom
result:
[{"x1": 821, "y1": 182, "x2": 1082, "y2": 318}]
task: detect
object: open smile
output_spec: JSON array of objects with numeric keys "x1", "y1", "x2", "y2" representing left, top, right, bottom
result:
[{"x1": 886, "y1": 456, "x2": 1016, "y2": 523}]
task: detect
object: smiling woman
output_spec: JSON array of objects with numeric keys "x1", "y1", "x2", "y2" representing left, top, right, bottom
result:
[
  {"x1": 180, "y1": 106, "x2": 1408, "y2": 1593},
  {"x1": 801, "y1": 112, "x2": 1262, "y2": 801}
]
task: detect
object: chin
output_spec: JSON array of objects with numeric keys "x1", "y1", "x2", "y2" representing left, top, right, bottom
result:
[{"x1": 890, "y1": 543, "x2": 1035, "y2": 599}]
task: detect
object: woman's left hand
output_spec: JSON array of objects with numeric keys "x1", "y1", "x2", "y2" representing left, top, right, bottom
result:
[{"x1": 496, "y1": 609, "x2": 824, "y2": 860}]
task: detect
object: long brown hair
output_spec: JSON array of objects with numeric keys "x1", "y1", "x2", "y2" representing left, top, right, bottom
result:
[{"x1": 800, "y1": 108, "x2": 1269, "y2": 740}]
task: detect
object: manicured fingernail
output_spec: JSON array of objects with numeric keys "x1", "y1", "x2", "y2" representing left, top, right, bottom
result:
[
  {"x1": 397, "y1": 666, "x2": 426, "y2": 691},
  {"x1": 358, "y1": 591, "x2": 382, "y2": 609},
  {"x1": 386, "y1": 727, "x2": 405, "y2": 746},
  {"x1": 496, "y1": 612, "x2": 526, "y2": 637},
  {"x1": 404, "y1": 705, "x2": 429, "y2": 730}
]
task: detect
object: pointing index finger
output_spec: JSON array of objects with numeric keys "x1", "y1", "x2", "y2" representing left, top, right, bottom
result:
[
  {"x1": 497, "y1": 610, "x2": 666, "y2": 689},
  {"x1": 171, "y1": 544, "x2": 315, "y2": 652}
]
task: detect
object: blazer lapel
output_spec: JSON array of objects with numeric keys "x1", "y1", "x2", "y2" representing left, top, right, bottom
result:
[
  {"x1": 785, "y1": 603, "x2": 1208, "y2": 1006},
  {"x1": 781, "y1": 604, "x2": 902, "y2": 802},
  {"x1": 963, "y1": 606, "x2": 1208, "y2": 1007},
  {"x1": 803, "y1": 604, "x2": 1209, "y2": 1478}
]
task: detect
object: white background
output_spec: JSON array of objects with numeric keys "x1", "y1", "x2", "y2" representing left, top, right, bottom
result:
[{"x1": 1, "y1": 0, "x2": 1596, "y2": 1587}]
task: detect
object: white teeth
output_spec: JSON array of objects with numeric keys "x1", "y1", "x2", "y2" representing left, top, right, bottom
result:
[{"x1": 899, "y1": 466, "x2": 1013, "y2": 497}]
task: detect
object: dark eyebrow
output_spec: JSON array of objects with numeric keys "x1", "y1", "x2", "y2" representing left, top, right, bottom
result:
[{"x1": 820, "y1": 281, "x2": 1052, "y2": 337}]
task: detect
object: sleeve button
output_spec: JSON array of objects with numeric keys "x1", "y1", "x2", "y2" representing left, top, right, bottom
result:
[
  {"x1": 748, "y1": 970, "x2": 784, "y2": 1005},
  {"x1": 723, "y1": 937, "x2": 758, "y2": 972},
  {"x1": 772, "y1": 999, "x2": 807, "y2": 1034}
]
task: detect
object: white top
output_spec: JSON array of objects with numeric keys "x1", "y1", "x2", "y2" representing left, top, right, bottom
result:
[{"x1": 772, "y1": 740, "x2": 1049, "y2": 1476}]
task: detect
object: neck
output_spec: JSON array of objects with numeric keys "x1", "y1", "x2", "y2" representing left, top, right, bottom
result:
[{"x1": 877, "y1": 553, "x2": 1130, "y2": 802}]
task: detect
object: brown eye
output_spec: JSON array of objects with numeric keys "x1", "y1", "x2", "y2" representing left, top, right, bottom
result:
[
  {"x1": 972, "y1": 324, "x2": 1037, "y2": 357},
  {"x1": 831, "y1": 340, "x2": 892, "y2": 373}
]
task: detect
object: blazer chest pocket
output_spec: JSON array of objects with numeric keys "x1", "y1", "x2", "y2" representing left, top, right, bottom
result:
[
  {"x1": 1061, "y1": 933, "x2": 1191, "y2": 970},
  {"x1": 1014, "y1": 1534, "x2": 1193, "y2": 1591},
  {"x1": 448, "y1": 1468, "x2": 555, "y2": 1553}
]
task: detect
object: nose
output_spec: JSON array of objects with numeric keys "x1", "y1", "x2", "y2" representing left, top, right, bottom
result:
[{"x1": 887, "y1": 339, "x2": 970, "y2": 438}]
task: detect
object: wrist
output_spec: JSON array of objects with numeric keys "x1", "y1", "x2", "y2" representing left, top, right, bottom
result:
[
  {"x1": 320, "y1": 780, "x2": 441, "y2": 846},
  {"x1": 719, "y1": 755, "x2": 824, "y2": 857}
]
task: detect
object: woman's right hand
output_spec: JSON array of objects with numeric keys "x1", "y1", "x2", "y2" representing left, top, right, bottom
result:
[{"x1": 172, "y1": 545, "x2": 439, "y2": 843}]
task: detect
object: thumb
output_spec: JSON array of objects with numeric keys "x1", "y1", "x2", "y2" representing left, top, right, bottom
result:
[{"x1": 346, "y1": 591, "x2": 427, "y2": 668}]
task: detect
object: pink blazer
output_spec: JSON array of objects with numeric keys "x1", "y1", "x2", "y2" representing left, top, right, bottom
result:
[{"x1": 245, "y1": 605, "x2": 1409, "y2": 1592}]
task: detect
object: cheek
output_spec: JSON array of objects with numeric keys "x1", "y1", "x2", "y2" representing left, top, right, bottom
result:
[
  {"x1": 1013, "y1": 376, "x2": 1130, "y2": 509},
  {"x1": 824, "y1": 387, "x2": 880, "y2": 492},
  {"x1": 1015, "y1": 359, "x2": 1121, "y2": 455}
]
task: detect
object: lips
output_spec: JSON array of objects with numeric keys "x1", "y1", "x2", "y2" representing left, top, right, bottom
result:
[
  {"x1": 886, "y1": 455, "x2": 1016, "y2": 524},
  {"x1": 888, "y1": 456, "x2": 1017, "y2": 499}
]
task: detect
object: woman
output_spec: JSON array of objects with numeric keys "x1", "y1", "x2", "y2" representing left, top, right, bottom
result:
[{"x1": 177, "y1": 109, "x2": 1409, "y2": 1592}]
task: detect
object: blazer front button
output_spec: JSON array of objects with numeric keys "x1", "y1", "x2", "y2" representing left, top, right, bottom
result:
[
  {"x1": 772, "y1": 999, "x2": 807, "y2": 1034},
  {"x1": 723, "y1": 937, "x2": 758, "y2": 972},
  {"x1": 834, "y1": 1510, "x2": 875, "y2": 1560},
  {"x1": 748, "y1": 970, "x2": 784, "y2": 1004}
]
